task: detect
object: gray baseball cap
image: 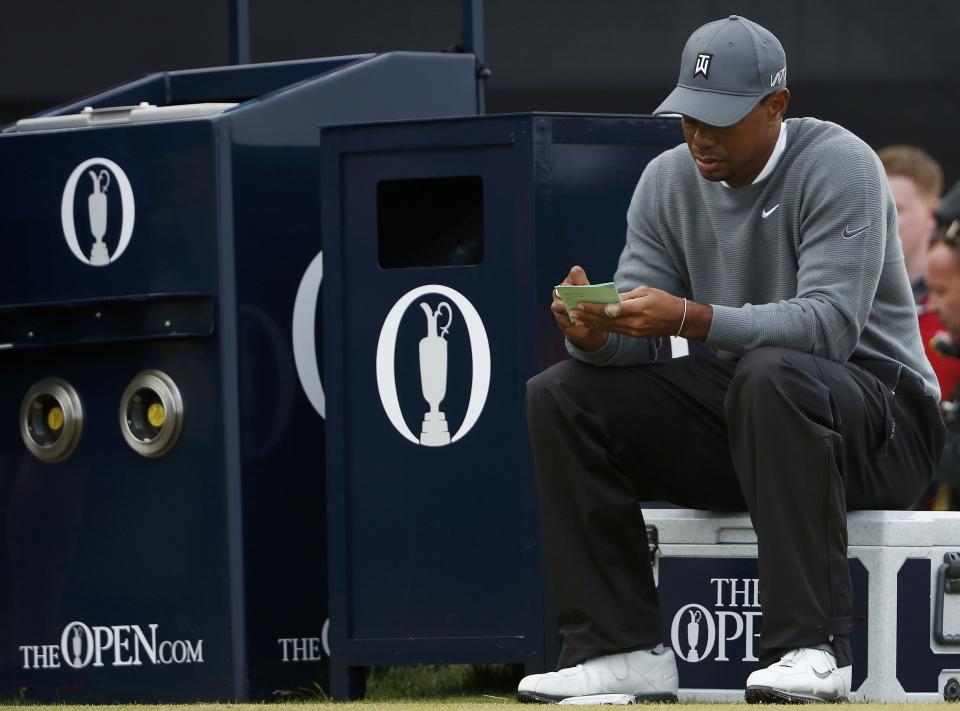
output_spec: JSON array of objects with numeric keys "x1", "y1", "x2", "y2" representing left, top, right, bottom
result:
[{"x1": 654, "y1": 15, "x2": 787, "y2": 127}]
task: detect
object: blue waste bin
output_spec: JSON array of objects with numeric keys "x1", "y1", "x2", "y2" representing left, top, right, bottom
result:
[
  {"x1": 0, "y1": 53, "x2": 478, "y2": 702},
  {"x1": 320, "y1": 113, "x2": 683, "y2": 699}
]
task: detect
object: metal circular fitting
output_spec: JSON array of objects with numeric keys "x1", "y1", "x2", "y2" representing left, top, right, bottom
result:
[
  {"x1": 20, "y1": 378, "x2": 84, "y2": 463},
  {"x1": 119, "y1": 370, "x2": 183, "y2": 458}
]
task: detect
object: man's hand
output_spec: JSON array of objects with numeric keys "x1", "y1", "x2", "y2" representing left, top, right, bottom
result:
[
  {"x1": 552, "y1": 266, "x2": 609, "y2": 352},
  {"x1": 571, "y1": 285, "x2": 712, "y2": 341}
]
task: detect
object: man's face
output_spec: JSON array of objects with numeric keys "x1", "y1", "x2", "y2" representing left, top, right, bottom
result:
[
  {"x1": 888, "y1": 175, "x2": 936, "y2": 261},
  {"x1": 681, "y1": 91, "x2": 787, "y2": 188},
  {"x1": 926, "y1": 241, "x2": 960, "y2": 334}
]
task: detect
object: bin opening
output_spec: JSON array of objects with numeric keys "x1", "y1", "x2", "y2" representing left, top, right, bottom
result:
[{"x1": 377, "y1": 176, "x2": 484, "y2": 268}]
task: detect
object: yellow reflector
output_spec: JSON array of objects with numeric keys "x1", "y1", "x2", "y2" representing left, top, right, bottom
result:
[
  {"x1": 147, "y1": 402, "x2": 166, "y2": 428},
  {"x1": 47, "y1": 406, "x2": 65, "y2": 432}
]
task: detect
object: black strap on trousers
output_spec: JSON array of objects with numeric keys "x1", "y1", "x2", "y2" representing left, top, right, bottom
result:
[{"x1": 525, "y1": 347, "x2": 944, "y2": 670}]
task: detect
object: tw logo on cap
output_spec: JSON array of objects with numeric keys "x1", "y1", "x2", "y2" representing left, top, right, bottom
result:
[{"x1": 694, "y1": 53, "x2": 713, "y2": 79}]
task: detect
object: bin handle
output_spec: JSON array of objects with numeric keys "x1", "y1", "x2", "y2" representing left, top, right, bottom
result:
[{"x1": 935, "y1": 552, "x2": 960, "y2": 645}]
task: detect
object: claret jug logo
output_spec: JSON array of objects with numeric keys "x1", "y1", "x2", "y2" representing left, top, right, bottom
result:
[
  {"x1": 668, "y1": 577, "x2": 762, "y2": 664},
  {"x1": 61, "y1": 158, "x2": 135, "y2": 266},
  {"x1": 19, "y1": 621, "x2": 204, "y2": 670},
  {"x1": 376, "y1": 285, "x2": 490, "y2": 447}
]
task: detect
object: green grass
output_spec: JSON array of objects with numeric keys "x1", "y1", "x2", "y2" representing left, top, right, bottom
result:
[
  {"x1": 0, "y1": 665, "x2": 519, "y2": 707},
  {"x1": 0, "y1": 665, "x2": 939, "y2": 708},
  {"x1": 0, "y1": 702, "x2": 940, "y2": 710}
]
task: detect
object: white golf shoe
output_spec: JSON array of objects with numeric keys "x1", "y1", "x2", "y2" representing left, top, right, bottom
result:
[
  {"x1": 745, "y1": 647, "x2": 851, "y2": 703},
  {"x1": 517, "y1": 646, "x2": 679, "y2": 704}
]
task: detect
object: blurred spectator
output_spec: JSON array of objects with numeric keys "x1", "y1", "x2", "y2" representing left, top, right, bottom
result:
[
  {"x1": 878, "y1": 145, "x2": 942, "y2": 296},
  {"x1": 878, "y1": 146, "x2": 960, "y2": 403},
  {"x1": 920, "y1": 183, "x2": 960, "y2": 509}
]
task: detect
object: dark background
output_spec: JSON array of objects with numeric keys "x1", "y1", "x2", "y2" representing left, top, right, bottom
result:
[{"x1": 2, "y1": 0, "x2": 958, "y2": 187}]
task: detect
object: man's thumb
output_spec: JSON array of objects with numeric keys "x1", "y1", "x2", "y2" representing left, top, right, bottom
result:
[{"x1": 568, "y1": 265, "x2": 590, "y2": 285}]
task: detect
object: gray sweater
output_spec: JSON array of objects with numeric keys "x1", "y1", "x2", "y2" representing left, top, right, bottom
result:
[{"x1": 569, "y1": 117, "x2": 939, "y2": 399}]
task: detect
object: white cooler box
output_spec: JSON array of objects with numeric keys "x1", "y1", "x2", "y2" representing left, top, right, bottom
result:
[{"x1": 644, "y1": 508, "x2": 960, "y2": 703}]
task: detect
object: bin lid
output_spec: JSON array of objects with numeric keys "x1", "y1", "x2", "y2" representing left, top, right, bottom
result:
[
  {"x1": 642, "y1": 508, "x2": 960, "y2": 547},
  {"x1": 12, "y1": 102, "x2": 237, "y2": 132}
]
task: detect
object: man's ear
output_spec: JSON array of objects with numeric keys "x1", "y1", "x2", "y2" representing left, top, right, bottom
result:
[{"x1": 768, "y1": 88, "x2": 790, "y2": 123}]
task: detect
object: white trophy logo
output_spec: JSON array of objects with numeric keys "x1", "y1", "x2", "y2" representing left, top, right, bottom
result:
[
  {"x1": 418, "y1": 301, "x2": 453, "y2": 445},
  {"x1": 70, "y1": 626, "x2": 84, "y2": 667},
  {"x1": 686, "y1": 609, "x2": 702, "y2": 661},
  {"x1": 86, "y1": 168, "x2": 111, "y2": 265},
  {"x1": 377, "y1": 285, "x2": 490, "y2": 447},
  {"x1": 61, "y1": 157, "x2": 135, "y2": 266}
]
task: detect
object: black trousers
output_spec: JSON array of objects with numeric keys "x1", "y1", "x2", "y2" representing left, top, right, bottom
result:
[{"x1": 526, "y1": 347, "x2": 945, "y2": 670}]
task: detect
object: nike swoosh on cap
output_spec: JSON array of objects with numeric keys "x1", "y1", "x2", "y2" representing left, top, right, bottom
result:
[
  {"x1": 842, "y1": 222, "x2": 871, "y2": 239},
  {"x1": 761, "y1": 204, "x2": 780, "y2": 219}
]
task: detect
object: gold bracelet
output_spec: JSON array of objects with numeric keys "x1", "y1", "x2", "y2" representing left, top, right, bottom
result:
[{"x1": 676, "y1": 298, "x2": 688, "y2": 337}]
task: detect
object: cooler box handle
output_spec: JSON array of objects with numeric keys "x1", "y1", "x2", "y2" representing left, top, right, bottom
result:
[{"x1": 935, "y1": 552, "x2": 960, "y2": 645}]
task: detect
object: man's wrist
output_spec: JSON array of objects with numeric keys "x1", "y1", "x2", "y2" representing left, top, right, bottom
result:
[
  {"x1": 568, "y1": 330, "x2": 609, "y2": 352},
  {"x1": 679, "y1": 300, "x2": 713, "y2": 342}
]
